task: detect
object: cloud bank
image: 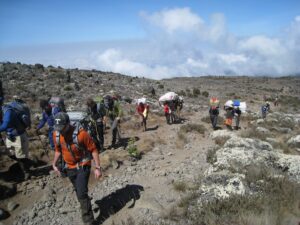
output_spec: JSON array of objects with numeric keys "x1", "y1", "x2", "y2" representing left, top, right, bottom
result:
[{"x1": 1, "y1": 7, "x2": 300, "y2": 79}]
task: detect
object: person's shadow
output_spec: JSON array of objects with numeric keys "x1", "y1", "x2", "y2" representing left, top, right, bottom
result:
[
  {"x1": 94, "y1": 184, "x2": 144, "y2": 224},
  {"x1": 112, "y1": 136, "x2": 140, "y2": 150},
  {"x1": 145, "y1": 125, "x2": 159, "y2": 131}
]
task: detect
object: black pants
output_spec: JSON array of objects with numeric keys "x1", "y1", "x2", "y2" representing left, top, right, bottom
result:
[
  {"x1": 210, "y1": 114, "x2": 218, "y2": 129},
  {"x1": 110, "y1": 117, "x2": 119, "y2": 146},
  {"x1": 165, "y1": 113, "x2": 170, "y2": 124},
  {"x1": 67, "y1": 166, "x2": 94, "y2": 224},
  {"x1": 95, "y1": 122, "x2": 104, "y2": 151}
]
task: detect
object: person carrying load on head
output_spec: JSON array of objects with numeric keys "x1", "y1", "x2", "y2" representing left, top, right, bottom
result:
[
  {"x1": 224, "y1": 100, "x2": 234, "y2": 131},
  {"x1": 36, "y1": 99, "x2": 62, "y2": 150},
  {"x1": 0, "y1": 96, "x2": 32, "y2": 180},
  {"x1": 103, "y1": 93, "x2": 122, "y2": 149},
  {"x1": 163, "y1": 102, "x2": 171, "y2": 125},
  {"x1": 136, "y1": 98, "x2": 150, "y2": 132},
  {"x1": 233, "y1": 99, "x2": 241, "y2": 130},
  {"x1": 209, "y1": 97, "x2": 220, "y2": 130},
  {"x1": 52, "y1": 112, "x2": 101, "y2": 225},
  {"x1": 261, "y1": 101, "x2": 270, "y2": 119},
  {"x1": 86, "y1": 98, "x2": 105, "y2": 152},
  {"x1": 174, "y1": 96, "x2": 184, "y2": 123}
]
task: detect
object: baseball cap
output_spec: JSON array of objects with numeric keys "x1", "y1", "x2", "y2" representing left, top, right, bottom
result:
[{"x1": 54, "y1": 112, "x2": 70, "y2": 131}]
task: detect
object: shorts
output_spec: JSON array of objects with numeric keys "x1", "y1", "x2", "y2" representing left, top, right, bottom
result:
[{"x1": 6, "y1": 133, "x2": 29, "y2": 159}]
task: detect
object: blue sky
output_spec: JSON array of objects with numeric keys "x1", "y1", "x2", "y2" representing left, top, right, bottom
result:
[{"x1": 0, "y1": 0, "x2": 300, "y2": 78}]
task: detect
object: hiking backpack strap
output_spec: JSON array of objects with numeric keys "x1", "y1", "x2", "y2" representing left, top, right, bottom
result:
[{"x1": 72, "y1": 123, "x2": 92, "y2": 164}]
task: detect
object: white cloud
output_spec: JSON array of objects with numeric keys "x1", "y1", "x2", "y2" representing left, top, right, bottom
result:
[
  {"x1": 1, "y1": 8, "x2": 300, "y2": 78},
  {"x1": 217, "y1": 53, "x2": 248, "y2": 65},
  {"x1": 238, "y1": 35, "x2": 285, "y2": 56},
  {"x1": 141, "y1": 7, "x2": 204, "y2": 34}
]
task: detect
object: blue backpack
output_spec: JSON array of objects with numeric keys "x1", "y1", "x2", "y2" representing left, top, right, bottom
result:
[{"x1": 3, "y1": 100, "x2": 31, "y2": 131}]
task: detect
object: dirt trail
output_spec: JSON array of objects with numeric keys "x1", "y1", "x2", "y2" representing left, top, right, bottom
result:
[
  {"x1": 1, "y1": 109, "x2": 226, "y2": 225},
  {"x1": 93, "y1": 110, "x2": 216, "y2": 224}
]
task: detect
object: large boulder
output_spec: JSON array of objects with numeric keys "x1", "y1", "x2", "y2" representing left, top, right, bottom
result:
[{"x1": 287, "y1": 135, "x2": 300, "y2": 148}]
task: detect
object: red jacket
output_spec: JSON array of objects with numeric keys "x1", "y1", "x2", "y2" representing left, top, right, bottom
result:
[
  {"x1": 137, "y1": 103, "x2": 149, "y2": 115},
  {"x1": 164, "y1": 104, "x2": 169, "y2": 113}
]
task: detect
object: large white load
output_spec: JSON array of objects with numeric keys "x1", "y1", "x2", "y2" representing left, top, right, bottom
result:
[
  {"x1": 224, "y1": 100, "x2": 234, "y2": 108},
  {"x1": 137, "y1": 97, "x2": 147, "y2": 104},
  {"x1": 159, "y1": 92, "x2": 178, "y2": 103},
  {"x1": 239, "y1": 102, "x2": 247, "y2": 113}
]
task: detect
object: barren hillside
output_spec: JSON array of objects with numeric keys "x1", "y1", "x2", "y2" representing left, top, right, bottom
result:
[{"x1": 0, "y1": 62, "x2": 300, "y2": 225}]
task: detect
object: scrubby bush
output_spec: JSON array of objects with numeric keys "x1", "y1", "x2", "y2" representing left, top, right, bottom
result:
[
  {"x1": 180, "y1": 123, "x2": 206, "y2": 134},
  {"x1": 158, "y1": 84, "x2": 164, "y2": 89},
  {"x1": 202, "y1": 91, "x2": 209, "y2": 97}
]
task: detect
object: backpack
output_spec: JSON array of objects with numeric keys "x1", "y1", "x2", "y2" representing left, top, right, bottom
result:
[
  {"x1": 3, "y1": 100, "x2": 31, "y2": 131},
  {"x1": 49, "y1": 97, "x2": 66, "y2": 114},
  {"x1": 55, "y1": 112, "x2": 92, "y2": 169},
  {"x1": 103, "y1": 95, "x2": 114, "y2": 111}
]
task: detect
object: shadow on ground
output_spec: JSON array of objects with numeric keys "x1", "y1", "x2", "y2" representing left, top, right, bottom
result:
[{"x1": 94, "y1": 184, "x2": 144, "y2": 224}]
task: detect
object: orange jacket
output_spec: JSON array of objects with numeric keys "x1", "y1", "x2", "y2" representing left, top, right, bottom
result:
[{"x1": 53, "y1": 126, "x2": 98, "y2": 169}]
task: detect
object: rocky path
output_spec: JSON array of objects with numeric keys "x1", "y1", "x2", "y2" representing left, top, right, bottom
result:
[{"x1": 1, "y1": 110, "x2": 216, "y2": 225}]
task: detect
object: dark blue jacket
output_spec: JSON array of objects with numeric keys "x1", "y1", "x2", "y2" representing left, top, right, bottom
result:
[
  {"x1": 0, "y1": 108, "x2": 25, "y2": 137},
  {"x1": 37, "y1": 112, "x2": 54, "y2": 130},
  {"x1": 37, "y1": 107, "x2": 61, "y2": 130}
]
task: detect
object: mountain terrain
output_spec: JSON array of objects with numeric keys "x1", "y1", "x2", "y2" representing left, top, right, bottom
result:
[{"x1": 0, "y1": 62, "x2": 300, "y2": 225}]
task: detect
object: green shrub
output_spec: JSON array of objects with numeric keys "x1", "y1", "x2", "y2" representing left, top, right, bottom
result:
[
  {"x1": 178, "y1": 90, "x2": 186, "y2": 96},
  {"x1": 158, "y1": 84, "x2": 164, "y2": 89},
  {"x1": 64, "y1": 85, "x2": 73, "y2": 91},
  {"x1": 206, "y1": 147, "x2": 218, "y2": 164},
  {"x1": 179, "y1": 123, "x2": 206, "y2": 134},
  {"x1": 202, "y1": 91, "x2": 209, "y2": 97},
  {"x1": 192, "y1": 88, "x2": 200, "y2": 96},
  {"x1": 173, "y1": 181, "x2": 187, "y2": 192},
  {"x1": 127, "y1": 137, "x2": 140, "y2": 159}
]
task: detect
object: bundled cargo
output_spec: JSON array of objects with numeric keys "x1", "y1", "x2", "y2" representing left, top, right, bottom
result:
[
  {"x1": 137, "y1": 97, "x2": 147, "y2": 104},
  {"x1": 239, "y1": 102, "x2": 247, "y2": 113},
  {"x1": 159, "y1": 92, "x2": 178, "y2": 103},
  {"x1": 209, "y1": 97, "x2": 220, "y2": 107},
  {"x1": 224, "y1": 100, "x2": 234, "y2": 109},
  {"x1": 233, "y1": 100, "x2": 240, "y2": 107}
]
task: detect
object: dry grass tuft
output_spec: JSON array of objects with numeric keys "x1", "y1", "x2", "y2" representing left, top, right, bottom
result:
[
  {"x1": 173, "y1": 181, "x2": 187, "y2": 192},
  {"x1": 138, "y1": 138, "x2": 155, "y2": 154}
]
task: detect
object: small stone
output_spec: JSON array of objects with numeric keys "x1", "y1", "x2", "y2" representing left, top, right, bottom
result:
[
  {"x1": 7, "y1": 201, "x2": 18, "y2": 211},
  {"x1": 112, "y1": 160, "x2": 119, "y2": 169}
]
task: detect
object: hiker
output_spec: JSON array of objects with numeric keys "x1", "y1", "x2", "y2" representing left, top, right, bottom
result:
[
  {"x1": 52, "y1": 112, "x2": 101, "y2": 225},
  {"x1": 274, "y1": 96, "x2": 279, "y2": 107},
  {"x1": 136, "y1": 101, "x2": 149, "y2": 131},
  {"x1": 0, "y1": 97, "x2": 32, "y2": 180},
  {"x1": 168, "y1": 101, "x2": 176, "y2": 123},
  {"x1": 209, "y1": 106, "x2": 219, "y2": 130},
  {"x1": 86, "y1": 98, "x2": 105, "y2": 151},
  {"x1": 36, "y1": 99, "x2": 61, "y2": 150},
  {"x1": 209, "y1": 97, "x2": 220, "y2": 130},
  {"x1": 164, "y1": 102, "x2": 171, "y2": 124},
  {"x1": 174, "y1": 97, "x2": 184, "y2": 122},
  {"x1": 224, "y1": 105, "x2": 234, "y2": 130},
  {"x1": 261, "y1": 102, "x2": 270, "y2": 119},
  {"x1": 233, "y1": 107, "x2": 242, "y2": 130},
  {"x1": 151, "y1": 86, "x2": 156, "y2": 97},
  {"x1": 104, "y1": 94, "x2": 122, "y2": 149}
]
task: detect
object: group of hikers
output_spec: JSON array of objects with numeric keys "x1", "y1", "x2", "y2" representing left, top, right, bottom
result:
[
  {"x1": 0, "y1": 91, "x2": 124, "y2": 225},
  {"x1": 208, "y1": 96, "x2": 276, "y2": 130},
  {"x1": 0, "y1": 83, "x2": 277, "y2": 224}
]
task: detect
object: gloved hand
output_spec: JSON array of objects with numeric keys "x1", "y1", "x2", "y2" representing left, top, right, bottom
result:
[{"x1": 8, "y1": 135, "x2": 16, "y2": 142}]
